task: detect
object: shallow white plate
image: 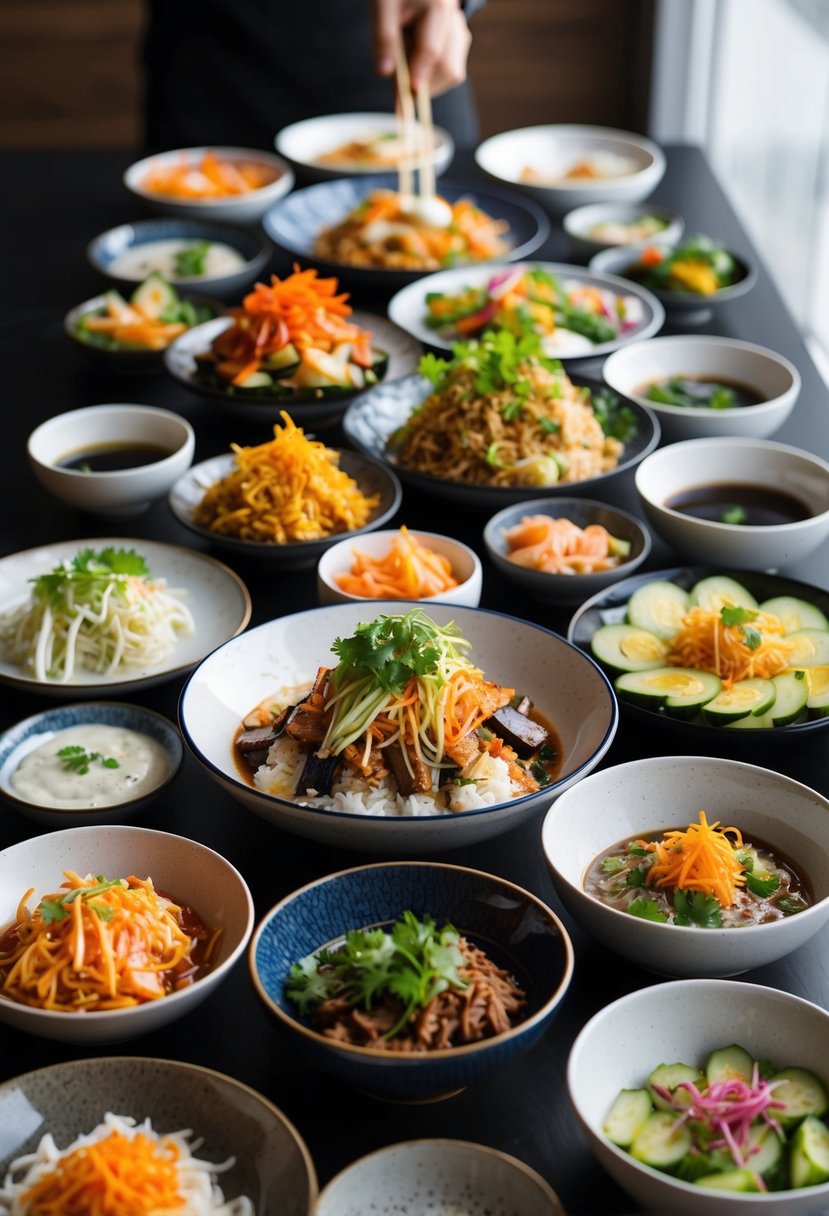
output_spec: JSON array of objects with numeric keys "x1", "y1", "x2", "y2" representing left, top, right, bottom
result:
[
  {"x1": 388, "y1": 261, "x2": 664, "y2": 360},
  {"x1": 0, "y1": 539, "x2": 251, "y2": 696}
]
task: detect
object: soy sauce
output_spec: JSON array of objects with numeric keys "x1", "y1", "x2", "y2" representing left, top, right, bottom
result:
[
  {"x1": 58, "y1": 442, "x2": 173, "y2": 472},
  {"x1": 665, "y1": 482, "x2": 811, "y2": 526}
]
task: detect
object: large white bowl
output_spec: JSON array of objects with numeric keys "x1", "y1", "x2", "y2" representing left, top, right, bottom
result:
[
  {"x1": 475, "y1": 124, "x2": 666, "y2": 217},
  {"x1": 28, "y1": 404, "x2": 195, "y2": 517},
  {"x1": 568, "y1": 979, "x2": 829, "y2": 1216},
  {"x1": 603, "y1": 336, "x2": 801, "y2": 443},
  {"x1": 635, "y1": 437, "x2": 829, "y2": 569},
  {"x1": 542, "y1": 755, "x2": 829, "y2": 977},
  {"x1": 124, "y1": 146, "x2": 294, "y2": 222},
  {"x1": 0, "y1": 825, "x2": 254, "y2": 1043},
  {"x1": 179, "y1": 602, "x2": 618, "y2": 853},
  {"x1": 275, "y1": 111, "x2": 454, "y2": 182},
  {"x1": 316, "y1": 529, "x2": 482, "y2": 606}
]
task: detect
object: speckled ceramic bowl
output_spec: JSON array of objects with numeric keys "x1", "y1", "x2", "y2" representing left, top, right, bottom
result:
[
  {"x1": 0, "y1": 1057, "x2": 317, "y2": 1215},
  {"x1": 541, "y1": 755, "x2": 829, "y2": 977},
  {"x1": 250, "y1": 862, "x2": 574, "y2": 1101},
  {"x1": 0, "y1": 701, "x2": 183, "y2": 827},
  {"x1": 179, "y1": 601, "x2": 618, "y2": 853},
  {"x1": 0, "y1": 825, "x2": 254, "y2": 1043},
  {"x1": 316, "y1": 1139, "x2": 564, "y2": 1216}
]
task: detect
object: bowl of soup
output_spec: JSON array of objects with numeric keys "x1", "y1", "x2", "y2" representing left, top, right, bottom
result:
[{"x1": 635, "y1": 437, "x2": 829, "y2": 570}]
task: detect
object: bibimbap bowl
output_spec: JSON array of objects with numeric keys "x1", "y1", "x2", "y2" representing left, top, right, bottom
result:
[
  {"x1": 250, "y1": 861, "x2": 574, "y2": 1101},
  {"x1": 541, "y1": 755, "x2": 829, "y2": 977},
  {"x1": 178, "y1": 601, "x2": 618, "y2": 853}
]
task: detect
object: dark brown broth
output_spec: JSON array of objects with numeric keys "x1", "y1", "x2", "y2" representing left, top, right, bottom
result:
[
  {"x1": 665, "y1": 482, "x2": 811, "y2": 526},
  {"x1": 641, "y1": 375, "x2": 763, "y2": 408},
  {"x1": 58, "y1": 442, "x2": 174, "y2": 472}
]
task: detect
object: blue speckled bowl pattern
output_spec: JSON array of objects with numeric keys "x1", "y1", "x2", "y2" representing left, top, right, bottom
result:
[{"x1": 251, "y1": 863, "x2": 573, "y2": 1100}]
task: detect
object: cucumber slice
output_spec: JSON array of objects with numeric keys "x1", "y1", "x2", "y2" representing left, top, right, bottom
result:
[
  {"x1": 746, "y1": 1122, "x2": 785, "y2": 1186},
  {"x1": 690, "y1": 576, "x2": 759, "y2": 614},
  {"x1": 786, "y1": 630, "x2": 829, "y2": 669},
  {"x1": 706, "y1": 1044, "x2": 755, "y2": 1085},
  {"x1": 807, "y1": 667, "x2": 829, "y2": 718},
  {"x1": 769, "y1": 670, "x2": 808, "y2": 727},
  {"x1": 627, "y1": 581, "x2": 690, "y2": 640},
  {"x1": 759, "y1": 596, "x2": 829, "y2": 634},
  {"x1": 591, "y1": 624, "x2": 668, "y2": 674},
  {"x1": 727, "y1": 711, "x2": 773, "y2": 730},
  {"x1": 615, "y1": 667, "x2": 722, "y2": 717},
  {"x1": 694, "y1": 1168, "x2": 762, "y2": 1192},
  {"x1": 238, "y1": 371, "x2": 275, "y2": 389},
  {"x1": 131, "y1": 271, "x2": 178, "y2": 320},
  {"x1": 790, "y1": 1116, "x2": 829, "y2": 1186},
  {"x1": 630, "y1": 1110, "x2": 692, "y2": 1170},
  {"x1": 770, "y1": 1067, "x2": 828, "y2": 1124},
  {"x1": 702, "y1": 678, "x2": 776, "y2": 724},
  {"x1": 647, "y1": 1063, "x2": 705, "y2": 1110},
  {"x1": 263, "y1": 342, "x2": 300, "y2": 375},
  {"x1": 603, "y1": 1088, "x2": 652, "y2": 1147}
]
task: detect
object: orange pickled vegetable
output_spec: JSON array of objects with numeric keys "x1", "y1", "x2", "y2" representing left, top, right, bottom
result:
[
  {"x1": 141, "y1": 150, "x2": 278, "y2": 199},
  {"x1": 335, "y1": 526, "x2": 460, "y2": 600},
  {"x1": 503, "y1": 515, "x2": 627, "y2": 575}
]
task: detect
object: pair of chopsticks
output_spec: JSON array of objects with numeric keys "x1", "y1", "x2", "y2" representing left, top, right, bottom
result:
[{"x1": 395, "y1": 41, "x2": 435, "y2": 199}]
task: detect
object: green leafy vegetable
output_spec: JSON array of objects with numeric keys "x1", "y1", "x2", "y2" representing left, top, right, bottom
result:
[
  {"x1": 627, "y1": 897, "x2": 669, "y2": 923},
  {"x1": 720, "y1": 605, "x2": 759, "y2": 627},
  {"x1": 589, "y1": 387, "x2": 639, "y2": 443},
  {"x1": 601, "y1": 856, "x2": 626, "y2": 875},
  {"x1": 38, "y1": 876, "x2": 126, "y2": 924},
  {"x1": 745, "y1": 871, "x2": 781, "y2": 898},
  {"x1": 58, "y1": 745, "x2": 120, "y2": 776},
  {"x1": 721, "y1": 505, "x2": 747, "y2": 525},
  {"x1": 673, "y1": 889, "x2": 723, "y2": 928},
  {"x1": 173, "y1": 240, "x2": 212, "y2": 277},
  {"x1": 33, "y1": 548, "x2": 150, "y2": 606},
  {"x1": 331, "y1": 609, "x2": 447, "y2": 695}
]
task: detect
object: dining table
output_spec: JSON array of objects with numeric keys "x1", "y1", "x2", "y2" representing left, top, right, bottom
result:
[{"x1": 2, "y1": 142, "x2": 829, "y2": 1215}]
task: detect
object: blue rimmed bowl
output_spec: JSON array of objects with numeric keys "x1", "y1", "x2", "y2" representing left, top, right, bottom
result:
[
  {"x1": 249, "y1": 861, "x2": 574, "y2": 1101},
  {"x1": 0, "y1": 702, "x2": 183, "y2": 826}
]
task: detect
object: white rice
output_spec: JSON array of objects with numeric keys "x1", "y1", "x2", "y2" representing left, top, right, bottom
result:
[{"x1": 253, "y1": 737, "x2": 518, "y2": 817}]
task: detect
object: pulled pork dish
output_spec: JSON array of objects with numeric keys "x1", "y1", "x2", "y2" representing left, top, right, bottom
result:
[
  {"x1": 287, "y1": 911, "x2": 526, "y2": 1051},
  {"x1": 235, "y1": 609, "x2": 559, "y2": 817}
]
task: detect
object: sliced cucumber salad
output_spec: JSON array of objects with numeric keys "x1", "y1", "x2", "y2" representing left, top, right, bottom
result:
[
  {"x1": 604, "y1": 1044, "x2": 829, "y2": 1192},
  {"x1": 590, "y1": 574, "x2": 829, "y2": 728}
]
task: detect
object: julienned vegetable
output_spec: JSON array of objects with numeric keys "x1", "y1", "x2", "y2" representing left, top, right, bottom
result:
[
  {"x1": 605, "y1": 1044, "x2": 829, "y2": 1193},
  {"x1": 74, "y1": 273, "x2": 214, "y2": 352},
  {"x1": 334, "y1": 526, "x2": 461, "y2": 599},
  {"x1": 590, "y1": 574, "x2": 829, "y2": 727},
  {"x1": 630, "y1": 235, "x2": 740, "y2": 296},
  {"x1": 503, "y1": 515, "x2": 631, "y2": 575}
]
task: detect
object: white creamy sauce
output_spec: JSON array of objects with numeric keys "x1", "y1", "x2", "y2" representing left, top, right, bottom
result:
[
  {"x1": 108, "y1": 239, "x2": 247, "y2": 281},
  {"x1": 541, "y1": 329, "x2": 596, "y2": 355},
  {"x1": 12, "y1": 724, "x2": 171, "y2": 809}
]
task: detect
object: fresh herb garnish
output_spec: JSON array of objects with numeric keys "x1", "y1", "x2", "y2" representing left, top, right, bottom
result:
[
  {"x1": 600, "y1": 856, "x2": 626, "y2": 875},
  {"x1": 38, "y1": 876, "x2": 126, "y2": 924},
  {"x1": 589, "y1": 387, "x2": 639, "y2": 443},
  {"x1": 625, "y1": 866, "x2": 647, "y2": 888},
  {"x1": 721, "y1": 505, "x2": 747, "y2": 525},
  {"x1": 745, "y1": 871, "x2": 781, "y2": 898},
  {"x1": 33, "y1": 548, "x2": 149, "y2": 604},
  {"x1": 332, "y1": 609, "x2": 447, "y2": 695},
  {"x1": 58, "y1": 745, "x2": 120, "y2": 776},
  {"x1": 720, "y1": 605, "x2": 759, "y2": 627},
  {"x1": 173, "y1": 240, "x2": 211, "y2": 277},
  {"x1": 740, "y1": 625, "x2": 762, "y2": 651},
  {"x1": 673, "y1": 889, "x2": 723, "y2": 928},
  {"x1": 530, "y1": 758, "x2": 552, "y2": 787},
  {"x1": 627, "y1": 897, "x2": 669, "y2": 923}
]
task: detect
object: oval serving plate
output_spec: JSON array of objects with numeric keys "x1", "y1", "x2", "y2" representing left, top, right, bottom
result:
[
  {"x1": 169, "y1": 448, "x2": 403, "y2": 566},
  {"x1": 0, "y1": 538, "x2": 251, "y2": 697},
  {"x1": 261, "y1": 174, "x2": 551, "y2": 292},
  {"x1": 388, "y1": 261, "x2": 665, "y2": 361},
  {"x1": 163, "y1": 310, "x2": 422, "y2": 426},
  {"x1": 342, "y1": 372, "x2": 659, "y2": 510},
  {"x1": 567, "y1": 565, "x2": 829, "y2": 740}
]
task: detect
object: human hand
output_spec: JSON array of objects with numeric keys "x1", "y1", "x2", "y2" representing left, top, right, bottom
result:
[{"x1": 372, "y1": 0, "x2": 473, "y2": 97}]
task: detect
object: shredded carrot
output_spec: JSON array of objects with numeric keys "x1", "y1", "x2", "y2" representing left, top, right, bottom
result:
[
  {"x1": 442, "y1": 669, "x2": 514, "y2": 749},
  {"x1": 335, "y1": 526, "x2": 460, "y2": 599},
  {"x1": 503, "y1": 515, "x2": 627, "y2": 575},
  {"x1": 20, "y1": 1129, "x2": 185, "y2": 1215},
  {"x1": 667, "y1": 607, "x2": 792, "y2": 687},
  {"x1": 192, "y1": 411, "x2": 379, "y2": 544},
  {"x1": 643, "y1": 811, "x2": 747, "y2": 908},
  {"x1": 141, "y1": 150, "x2": 279, "y2": 199}
]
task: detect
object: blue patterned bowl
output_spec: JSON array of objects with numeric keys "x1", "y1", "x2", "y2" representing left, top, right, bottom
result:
[
  {"x1": 0, "y1": 702, "x2": 183, "y2": 826},
  {"x1": 249, "y1": 862, "x2": 574, "y2": 1101}
]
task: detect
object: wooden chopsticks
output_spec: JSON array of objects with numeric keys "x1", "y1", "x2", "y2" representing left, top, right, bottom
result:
[{"x1": 395, "y1": 41, "x2": 434, "y2": 200}]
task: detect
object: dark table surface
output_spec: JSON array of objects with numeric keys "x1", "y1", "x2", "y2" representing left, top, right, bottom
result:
[{"x1": 1, "y1": 145, "x2": 829, "y2": 1214}]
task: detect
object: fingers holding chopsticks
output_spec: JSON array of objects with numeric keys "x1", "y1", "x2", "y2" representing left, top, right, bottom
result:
[{"x1": 372, "y1": 0, "x2": 473, "y2": 97}]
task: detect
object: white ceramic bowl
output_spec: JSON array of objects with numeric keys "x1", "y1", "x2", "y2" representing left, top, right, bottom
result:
[
  {"x1": 179, "y1": 601, "x2": 618, "y2": 853},
  {"x1": 275, "y1": 111, "x2": 454, "y2": 182},
  {"x1": 568, "y1": 979, "x2": 829, "y2": 1216},
  {"x1": 28, "y1": 404, "x2": 195, "y2": 517},
  {"x1": 124, "y1": 146, "x2": 294, "y2": 222},
  {"x1": 563, "y1": 201, "x2": 684, "y2": 258},
  {"x1": 316, "y1": 1140, "x2": 565, "y2": 1216},
  {"x1": 635, "y1": 437, "x2": 829, "y2": 569},
  {"x1": 475, "y1": 124, "x2": 666, "y2": 217},
  {"x1": 0, "y1": 824, "x2": 254, "y2": 1043},
  {"x1": 603, "y1": 336, "x2": 801, "y2": 444},
  {"x1": 542, "y1": 755, "x2": 829, "y2": 977},
  {"x1": 316, "y1": 529, "x2": 482, "y2": 606},
  {"x1": 483, "y1": 497, "x2": 651, "y2": 607}
]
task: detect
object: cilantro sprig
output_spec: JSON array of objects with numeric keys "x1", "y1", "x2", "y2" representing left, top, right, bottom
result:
[
  {"x1": 38, "y1": 876, "x2": 126, "y2": 924},
  {"x1": 33, "y1": 548, "x2": 150, "y2": 605},
  {"x1": 58, "y1": 745, "x2": 120, "y2": 776},
  {"x1": 719, "y1": 605, "x2": 762, "y2": 650},
  {"x1": 331, "y1": 609, "x2": 459, "y2": 695},
  {"x1": 286, "y1": 911, "x2": 468, "y2": 1039},
  {"x1": 173, "y1": 240, "x2": 211, "y2": 277}
]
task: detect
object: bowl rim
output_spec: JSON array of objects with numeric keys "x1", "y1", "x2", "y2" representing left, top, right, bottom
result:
[
  {"x1": 123, "y1": 145, "x2": 294, "y2": 207},
  {"x1": 27, "y1": 403, "x2": 195, "y2": 481},
  {"x1": 562, "y1": 200, "x2": 683, "y2": 237},
  {"x1": 315, "y1": 1136, "x2": 564, "y2": 1212},
  {"x1": 474, "y1": 123, "x2": 666, "y2": 186},
  {"x1": 0, "y1": 823, "x2": 255, "y2": 1025},
  {"x1": 567, "y1": 977, "x2": 829, "y2": 1202},
  {"x1": 602, "y1": 334, "x2": 801, "y2": 418},
  {"x1": 275, "y1": 110, "x2": 455, "y2": 168},
  {"x1": 178, "y1": 599, "x2": 619, "y2": 825},
  {"x1": 86, "y1": 217, "x2": 272, "y2": 280},
  {"x1": 0, "y1": 700, "x2": 184, "y2": 815},
  {"x1": 249, "y1": 859, "x2": 575, "y2": 1061},
  {"x1": 0, "y1": 1053, "x2": 320, "y2": 1202},
  {"x1": 635, "y1": 435, "x2": 829, "y2": 532},
  {"x1": 541, "y1": 753, "x2": 829, "y2": 941},
  {"x1": 316, "y1": 527, "x2": 483, "y2": 601}
]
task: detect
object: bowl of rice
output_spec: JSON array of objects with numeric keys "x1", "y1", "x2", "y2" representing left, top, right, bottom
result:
[{"x1": 178, "y1": 601, "x2": 618, "y2": 853}]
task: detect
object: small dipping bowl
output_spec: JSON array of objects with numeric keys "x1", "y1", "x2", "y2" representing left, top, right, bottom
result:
[
  {"x1": 124, "y1": 146, "x2": 294, "y2": 223},
  {"x1": 28, "y1": 403, "x2": 195, "y2": 517},
  {"x1": 563, "y1": 201, "x2": 684, "y2": 259},
  {"x1": 316, "y1": 529, "x2": 483, "y2": 606}
]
